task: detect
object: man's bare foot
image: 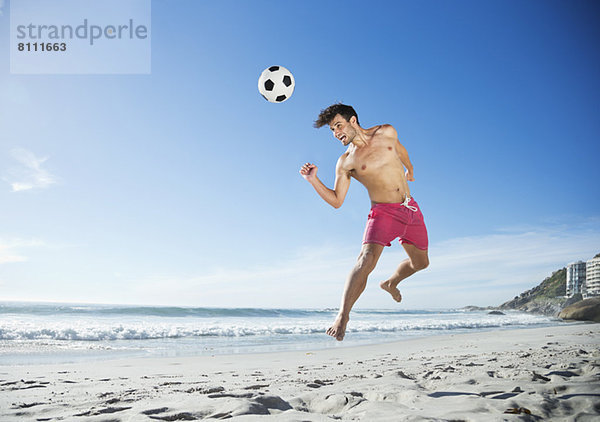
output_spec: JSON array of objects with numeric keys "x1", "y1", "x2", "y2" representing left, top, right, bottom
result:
[
  {"x1": 380, "y1": 280, "x2": 402, "y2": 302},
  {"x1": 326, "y1": 315, "x2": 349, "y2": 341}
]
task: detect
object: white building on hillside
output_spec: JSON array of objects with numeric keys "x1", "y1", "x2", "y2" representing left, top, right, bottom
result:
[
  {"x1": 566, "y1": 261, "x2": 586, "y2": 297},
  {"x1": 584, "y1": 256, "x2": 600, "y2": 298}
]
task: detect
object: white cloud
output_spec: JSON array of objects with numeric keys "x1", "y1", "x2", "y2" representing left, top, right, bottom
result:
[
  {"x1": 123, "y1": 243, "x2": 358, "y2": 308},
  {"x1": 4, "y1": 220, "x2": 597, "y2": 310},
  {"x1": 4, "y1": 148, "x2": 59, "y2": 192},
  {"x1": 109, "y1": 220, "x2": 600, "y2": 309},
  {"x1": 0, "y1": 238, "x2": 45, "y2": 264}
]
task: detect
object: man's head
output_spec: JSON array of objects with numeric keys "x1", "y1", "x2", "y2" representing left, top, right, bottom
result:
[
  {"x1": 314, "y1": 103, "x2": 359, "y2": 129},
  {"x1": 314, "y1": 103, "x2": 360, "y2": 146}
]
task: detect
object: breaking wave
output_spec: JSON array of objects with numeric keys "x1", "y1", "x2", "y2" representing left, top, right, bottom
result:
[{"x1": 0, "y1": 302, "x2": 558, "y2": 341}]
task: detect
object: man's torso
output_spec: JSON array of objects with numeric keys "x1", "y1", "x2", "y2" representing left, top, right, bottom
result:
[{"x1": 340, "y1": 125, "x2": 410, "y2": 204}]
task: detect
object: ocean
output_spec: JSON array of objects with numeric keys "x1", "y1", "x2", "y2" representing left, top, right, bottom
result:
[{"x1": 0, "y1": 302, "x2": 562, "y2": 365}]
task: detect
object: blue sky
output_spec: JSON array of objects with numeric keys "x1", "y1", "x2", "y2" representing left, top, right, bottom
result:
[{"x1": 1, "y1": 0, "x2": 599, "y2": 309}]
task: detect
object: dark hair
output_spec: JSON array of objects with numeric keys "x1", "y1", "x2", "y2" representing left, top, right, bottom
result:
[{"x1": 314, "y1": 103, "x2": 359, "y2": 128}]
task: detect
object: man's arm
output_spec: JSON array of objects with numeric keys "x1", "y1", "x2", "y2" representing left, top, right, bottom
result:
[
  {"x1": 386, "y1": 125, "x2": 415, "y2": 181},
  {"x1": 299, "y1": 157, "x2": 351, "y2": 209}
]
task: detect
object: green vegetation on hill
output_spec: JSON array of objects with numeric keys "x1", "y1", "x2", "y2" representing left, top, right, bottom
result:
[
  {"x1": 499, "y1": 252, "x2": 599, "y2": 317},
  {"x1": 502, "y1": 268, "x2": 566, "y2": 304},
  {"x1": 536, "y1": 268, "x2": 566, "y2": 299},
  {"x1": 499, "y1": 268, "x2": 569, "y2": 316}
]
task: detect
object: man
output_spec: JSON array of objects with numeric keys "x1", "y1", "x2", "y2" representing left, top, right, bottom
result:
[{"x1": 300, "y1": 103, "x2": 429, "y2": 341}]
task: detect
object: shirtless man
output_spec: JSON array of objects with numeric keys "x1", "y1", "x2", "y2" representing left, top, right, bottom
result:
[{"x1": 300, "y1": 103, "x2": 429, "y2": 341}]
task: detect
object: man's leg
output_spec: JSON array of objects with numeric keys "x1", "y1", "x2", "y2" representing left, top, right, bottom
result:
[
  {"x1": 327, "y1": 243, "x2": 384, "y2": 341},
  {"x1": 380, "y1": 243, "x2": 429, "y2": 302}
]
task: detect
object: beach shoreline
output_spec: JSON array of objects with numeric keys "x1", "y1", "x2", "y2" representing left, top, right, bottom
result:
[
  {"x1": 0, "y1": 303, "x2": 562, "y2": 366},
  {"x1": 2, "y1": 323, "x2": 598, "y2": 421}
]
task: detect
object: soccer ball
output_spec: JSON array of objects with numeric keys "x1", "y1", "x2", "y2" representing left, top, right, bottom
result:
[{"x1": 258, "y1": 65, "x2": 295, "y2": 103}]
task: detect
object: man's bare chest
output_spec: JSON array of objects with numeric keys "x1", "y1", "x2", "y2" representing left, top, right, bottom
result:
[{"x1": 345, "y1": 143, "x2": 398, "y2": 176}]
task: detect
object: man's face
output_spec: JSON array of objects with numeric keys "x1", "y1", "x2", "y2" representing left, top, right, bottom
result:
[{"x1": 329, "y1": 114, "x2": 355, "y2": 146}]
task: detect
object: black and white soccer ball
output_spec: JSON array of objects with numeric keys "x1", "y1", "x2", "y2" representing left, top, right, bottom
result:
[{"x1": 258, "y1": 65, "x2": 295, "y2": 103}]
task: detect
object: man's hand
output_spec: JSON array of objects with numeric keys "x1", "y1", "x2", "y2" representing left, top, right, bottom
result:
[
  {"x1": 405, "y1": 168, "x2": 415, "y2": 182},
  {"x1": 300, "y1": 163, "x2": 318, "y2": 182}
]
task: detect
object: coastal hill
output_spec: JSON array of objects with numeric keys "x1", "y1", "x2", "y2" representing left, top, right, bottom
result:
[
  {"x1": 498, "y1": 253, "x2": 600, "y2": 317},
  {"x1": 498, "y1": 267, "x2": 580, "y2": 316}
]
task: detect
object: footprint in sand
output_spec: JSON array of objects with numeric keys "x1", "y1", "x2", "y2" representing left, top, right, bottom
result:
[{"x1": 141, "y1": 407, "x2": 169, "y2": 415}]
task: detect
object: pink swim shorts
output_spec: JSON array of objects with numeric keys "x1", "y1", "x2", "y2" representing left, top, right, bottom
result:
[{"x1": 362, "y1": 197, "x2": 429, "y2": 250}]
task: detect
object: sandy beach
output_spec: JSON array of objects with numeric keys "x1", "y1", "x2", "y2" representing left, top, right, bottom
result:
[{"x1": 1, "y1": 323, "x2": 598, "y2": 421}]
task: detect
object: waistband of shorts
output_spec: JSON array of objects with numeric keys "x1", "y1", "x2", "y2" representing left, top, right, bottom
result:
[{"x1": 371, "y1": 197, "x2": 416, "y2": 208}]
